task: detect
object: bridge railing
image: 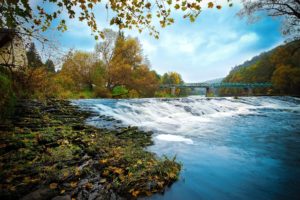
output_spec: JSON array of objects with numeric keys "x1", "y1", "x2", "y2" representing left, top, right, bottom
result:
[{"x1": 160, "y1": 82, "x2": 272, "y2": 89}]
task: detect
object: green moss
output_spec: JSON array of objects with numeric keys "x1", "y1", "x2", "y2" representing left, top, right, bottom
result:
[
  {"x1": 0, "y1": 73, "x2": 16, "y2": 121},
  {"x1": 0, "y1": 99, "x2": 181, "y2": 199}
]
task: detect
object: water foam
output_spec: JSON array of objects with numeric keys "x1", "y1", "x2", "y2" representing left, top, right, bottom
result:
[
  {"x1": 73, "y1": 96, "x2": 300, "y2": 138},
  {"x1": 156, "y1": 134, "x2": 194, "y2": 144}
]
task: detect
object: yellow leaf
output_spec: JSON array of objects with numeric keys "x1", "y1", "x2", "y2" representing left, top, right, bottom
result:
[
  {"x1": 102, "y1": 170, "x2": 110, "y2": 176},
  {"x1": 70, "y1": 181, "x2": 77, "y2": 188},
  {"x1": 208, "y1": 2, "x2": 214, "y2": 8},
  {"x1": 137, "y1": 160, "x2": 142, "y2": 165},
  {"x1": 113, "y1": 167, "x2": 123, "y2": 175},
  {"x1": 49, "y1": 183, "x2": 58, "y2": 189},
  {"x1": 63, "y1": 171, "x2": 69, "y2": 178},
  {"x1": 60, "y1": 189, "x2": 65, "y2": 194},
  {"x1": 168, "y1": 172, "x2": 176, "y2": 178},
  {"x1": 131, "y1": 190, "x2": 140, "y2": 197},
  {"x1": 85, "y1": 182, "x2": 93, "y2": 190},
  {"x1": 99, "y1": 159, "x2": 108, "y2": 164},
  {"x1": 100, "y1": 178, "x2": 106, "y2": 183},
  {"x1": 119, "y1": 175, "x2": 125, "y2": 182},
  {"x1": 75, "y1": 168, "x2": 80, "y2": 176}
]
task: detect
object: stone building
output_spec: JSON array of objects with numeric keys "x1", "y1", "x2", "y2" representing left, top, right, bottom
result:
[{"x1": 0, "y1": 29, "x2": 27, "y2": 70}]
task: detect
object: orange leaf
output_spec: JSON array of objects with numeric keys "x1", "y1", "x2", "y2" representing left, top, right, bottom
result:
[
  {"x1": 131, "y1": 190, "x2": 140, "y2": 197},
  {"x1": 49, "y1": 183, "x2": 58, "y2": 189}
]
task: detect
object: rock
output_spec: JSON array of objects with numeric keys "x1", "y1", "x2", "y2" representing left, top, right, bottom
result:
[
  {"x1": 21, "y1": 188, "x2": 56, "y2": 200},
  {"x1": 77, "y1": 189, "x2": 89, "y2": 200},
  {"x1": 51, "y1": 195, "x2": 71, "y2": 200},
  {"x1": 78, "y1": 159, "x2": 92, "y2": 171},
  {"x1": 78, "y1": 178, "x2": 89, "y2": 187},
  {"x1": 110, "y1": 192, "x2": 117, "y2": 200},
  {"x1": 88, "y1": 192, "x2": 100, "y2": 200}
]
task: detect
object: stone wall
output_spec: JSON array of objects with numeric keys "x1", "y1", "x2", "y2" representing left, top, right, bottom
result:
[{"x1": 0, "y1": 35, "x2": 27, "y2": 69}]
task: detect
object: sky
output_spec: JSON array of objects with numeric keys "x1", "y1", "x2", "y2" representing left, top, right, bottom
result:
[{"x1": 40, "y1": 0, "x2": 284, "y2": 82}]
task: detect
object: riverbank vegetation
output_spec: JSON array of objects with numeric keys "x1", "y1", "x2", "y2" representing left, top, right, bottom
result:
[
  {"x1": 0, "y1": 29, "x2": 184, "y2": 199},
  {"x1": 0, "y1": 99, "x2": 181, "y2": 199},
  {"x1": 220, "y1": 39, "x2": 300, "y2": 96},
  {"x1": 0, "y1": 29, "x2": 188, "y2": 120}
]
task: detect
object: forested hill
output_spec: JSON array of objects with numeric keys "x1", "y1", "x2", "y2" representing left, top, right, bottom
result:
[{"x1": 222, "y1": 40, "x2": 300, "y2": 95}]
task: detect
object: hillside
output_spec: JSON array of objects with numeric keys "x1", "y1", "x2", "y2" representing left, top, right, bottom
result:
[
  {"x1": 204, "y1": 77, "x2": 224, "y2": 84},
  {"x1": 221, "y1": 40, "x2": 300, "y2": 95}
]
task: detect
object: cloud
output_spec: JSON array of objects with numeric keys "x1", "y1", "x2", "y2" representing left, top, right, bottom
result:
[{"x1": 40, "y1": 0, "x2": 283, "y2": 82}]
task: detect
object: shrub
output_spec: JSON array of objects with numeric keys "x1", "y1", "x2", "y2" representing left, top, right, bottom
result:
[
  {"x1": 0, "y1": 73, "x2": 16, "y2": 121},
  {"x1": 94, "y1": 87, "x2": 112, "y2": 98},
  {"x1": 112, "y1": 86, "x2": 129, "y2": 98}
]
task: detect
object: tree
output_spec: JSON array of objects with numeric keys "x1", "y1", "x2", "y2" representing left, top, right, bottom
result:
[
  {"x1": 95, "y1": 29, "x2": 118, "y2": 68},
  {"x1": 26, "y1": 42, "x2": 43, "y2": 68},
  {"x1": 59, "y1": 51, "x2": 103, "y2": 91},
  {"x1": 272, "y1": 65, "x2": 300, "y2": 94},
  {"x1": 221, "y1": 39, "x2": 300, "y2": 96},
  {"x1": 95, "y1": 29, "x2": 118, "y2": 89},
  {"x1": 160, "y1": 72, "x2": 184, "y2": 96},
  {"x1": 129, "y1": 65, "x2": 160, "y2": 97},
  {"x1": 161, "y1": 72, "x2": 184, "y2": 85},
  {"x1": 45, "y1": 59, "x2": 55, "y2": 72},
  {"x1": 239, "y1": 0, "x2": 300, "y2": 40},
  {"x1": 108, "y1": 35, "x2": 143, "y2": 90},
  {"x1": 1, "y1": 0, "x2": 231, "y2": 39}
]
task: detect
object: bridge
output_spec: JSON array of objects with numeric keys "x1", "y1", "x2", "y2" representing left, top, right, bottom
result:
[{"x1": 160, "y1": 82, "x2": 273, "y2": 96}]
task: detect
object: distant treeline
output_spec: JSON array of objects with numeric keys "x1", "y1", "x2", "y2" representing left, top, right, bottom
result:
[{"x1": 220, "y1": 40, "x2": 300, "y2": 96}]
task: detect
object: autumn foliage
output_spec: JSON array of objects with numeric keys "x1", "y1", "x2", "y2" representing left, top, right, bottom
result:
[
  {"x1": 0, "y1": 30, "x2": 185, "y2": 102},
  {"x1": 221, "y1": 40, "x2": 300, "y2": 96}
]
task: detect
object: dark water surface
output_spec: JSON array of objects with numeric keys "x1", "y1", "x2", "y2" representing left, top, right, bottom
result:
[{"x1": 73, "y1": 96, "x2": 300, "y2": 200}]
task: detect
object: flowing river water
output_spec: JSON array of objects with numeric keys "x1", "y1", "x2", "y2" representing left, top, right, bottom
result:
[{"x1": 73, "y1": 96, "x2": 300, "y2": 200}]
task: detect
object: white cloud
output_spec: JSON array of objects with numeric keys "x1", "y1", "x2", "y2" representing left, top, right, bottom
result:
[
  {"x1": 140, "y1": 39, "x2": 157, "y2": 55},
  {"x1": 40, "y1": 0, "x2": 283, "y2": 82}
]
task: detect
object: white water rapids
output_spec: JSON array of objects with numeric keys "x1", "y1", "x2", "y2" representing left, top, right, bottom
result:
[
  {"x1": 74, "y1": 96, "x2": 300, "y2": 144},
  {"x1": 73, "y1": 96, "x2": 300, "y2": 200}
]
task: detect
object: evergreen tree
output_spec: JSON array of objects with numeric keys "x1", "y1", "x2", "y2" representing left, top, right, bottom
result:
[
  {"x1": 45, "y1": 59, "x2": 55, "y2": 72},
  {"x1": 26, "y1": 43, "x2": 43, "y2": 68}
]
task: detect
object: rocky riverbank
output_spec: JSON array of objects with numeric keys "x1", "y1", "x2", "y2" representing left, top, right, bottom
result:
[{"x1": 0, "y1": 99, "x2": 181, "y2": 200}]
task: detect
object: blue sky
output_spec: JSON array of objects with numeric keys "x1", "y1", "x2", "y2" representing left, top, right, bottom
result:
[{"x1": 40, "y1": 0, "x2": 284, "y2": 82}]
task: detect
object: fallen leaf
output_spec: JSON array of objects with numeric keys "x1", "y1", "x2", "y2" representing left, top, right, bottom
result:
[
  {"x1": 70, "y1": 181, "x2": 77, "y2": 188},
  {"x1": 113, "y1": 167, "x2": 123, "y2": 175},
  {"x1": 75, "y1": 168, "x2": 80, "y2": 176},
  {"x1": 102, "y1": 170, "x2": 109, "y2": 176},
  {"x1": 85, "y1": 182, "x2": 93, "y2": 190},
  {"x1": 62, "y1": 171, "x2": 68, "y2": 178},
  {"x1": 131, "y1": 190, "x2": 140, "y2": 197},
  {"x1": 99, "y1": 159, "x2": 108, "y2": 164},
  {"x1": 99, "y1": 178, "x2": 106, "y2": 183},
  {"x1": 49, "y1": 183, "x2": 58, "y2": 189}
]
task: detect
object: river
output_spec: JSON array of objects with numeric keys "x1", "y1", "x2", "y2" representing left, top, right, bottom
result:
[{"x1": 73, "y1": 96, "x2": 300, "y2": 200}]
